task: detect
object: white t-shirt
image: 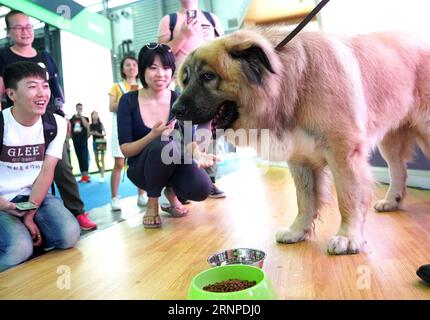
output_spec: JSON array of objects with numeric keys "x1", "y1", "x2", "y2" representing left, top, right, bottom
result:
[{"x1": 0, "y1": 108, "x2": 66, "y2": 201}]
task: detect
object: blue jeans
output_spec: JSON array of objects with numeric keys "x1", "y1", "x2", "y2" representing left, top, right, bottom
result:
[{"x1": 0, "y1": 194, "x2": 80, "y2": 272}]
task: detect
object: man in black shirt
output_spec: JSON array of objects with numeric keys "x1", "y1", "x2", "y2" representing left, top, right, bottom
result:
[
  {"x1": 70, "y1": 103, "x2": 91, "y2": 183},
  {"x1": 0, "y1": 10, "x2": 96, "y2": 230}
]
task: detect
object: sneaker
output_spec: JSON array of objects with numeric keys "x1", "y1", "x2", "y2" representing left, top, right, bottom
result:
[
  {"x1": 137, "y1": 193, "x2": 148, "y2": 206},
  {"x1": 209, "y1": 184, "x2": 226, "y2": 199},
  {"x1": 99, "y1": 176, "x2": 105, "y2": 183},
  {"x1": 417, "y1": 264, "x2": 430, "y2": 284},
  {"x1": 79, "y1": 175, "x2": 91, "y2": 183},
  {"x1": 77, "y1": 213, "x2": 97, "y2": 230},
  {"x1": 111, "y1": 197, "x2": 122, "y2": 211}
]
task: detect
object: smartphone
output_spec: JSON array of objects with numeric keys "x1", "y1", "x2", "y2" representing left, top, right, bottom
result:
[
  {"x1": 15, "y1": 201, "x2": 39, "y2": 211},
  {"x1": 166, "y1": 117, "x2": 176, "y2": 125},
  {"x1": 186, "y1": 10, "x2": 197, "y2": 24}
]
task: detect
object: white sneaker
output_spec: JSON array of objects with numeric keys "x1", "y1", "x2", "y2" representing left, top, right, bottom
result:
[
  {"x1": 99, "y1": 176, "x2": 105, "y2": 183},
  {"x1": 137, "y1": 193, "x2": 148, "y2": 206},
  {"x1": 111, "y1": 197, "x2": 122, "y2": 211}
]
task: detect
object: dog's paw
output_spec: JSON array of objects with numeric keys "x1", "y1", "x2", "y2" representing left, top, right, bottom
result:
[
  {"x1": 327, "y1": 235, "x2": 363, "y2": 255},
  {"x1": 373, "y1": 199, "x2": 400, "y2": 212},
  {"x1": 276, "y1": 227, "x2": 307, "y2": 244}
]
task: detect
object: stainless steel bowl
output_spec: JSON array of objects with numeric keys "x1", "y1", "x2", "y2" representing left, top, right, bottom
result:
[{"x1": 207, "y1": 248, "x2": 266, "y2": 268}]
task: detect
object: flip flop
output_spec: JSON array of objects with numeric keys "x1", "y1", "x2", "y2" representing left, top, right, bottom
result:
[
  {"x1": 143, "y1": 221, "x2": 162, "y2": 229},
  {"x1": 160, "y1": 204, "x2": 188, "y2": 217},
  {"x1": 143, "y1": 215, "x2": 162, "y2": 228}
]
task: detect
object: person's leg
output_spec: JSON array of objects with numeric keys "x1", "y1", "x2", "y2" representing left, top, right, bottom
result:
[
  {"x1": 111, "y1": 121, "x2": 124, "y2": 205},
  {"x1": 100, "y1": 151, "x2": 105, "y2": 179},
  {"x1": 142, "y1": 197, "x2": 162, "y2": 228},
  {"x1": 127, "y1": 138, "x2": 179, "y2": 226},
  {"x1": 132, "y1": 138, "x2": 211, "y2": 202},
  {"x1": 0, "y1": 212, "x2": 34, "y2": 272},
  {"x1": 54, "y1": 144, "x2": 97, "y2": 230},
  {"x1": 111, "y1": 157, "x2": 124, "y2": 198},
  {"x1": 205, "y1": 139, "x2": 225, "y2": 198},
  {"x1": 137, "y1": 188, "x2": 148, "y2": 206},
  {"x1": 72, "y1": 140, "x2": 86, "y2": 179},
  {"x1": 54, "y1": 144, "x2": 85, "y2": 217},
  {"x1": 81, "y1": 142, "x2": 90, "y2": 180},
  {"x1": 94, "y1": 149, "x2": 101, "y2": 173},
  {"x1": 94, "y1": 150, "x2": 104, "y2": 182},
  {"x1": 128, "y1": 138, "x2": 179, "y2": 197},
  {"x1": 169, "y1": 162, "x2": 212, "y2": 202},
  {"x1": 66, "y1": 139, "x2": 72, "y2": 166},
  {"x1": 129, "y1": 138, "x2": 211, "y2": 211},
  {"x1": 34, "y1": 194, "x2": 80, "y2": 249},
  {"x1": 110, "y1": 157, "x2": 124, "y2": 210}
]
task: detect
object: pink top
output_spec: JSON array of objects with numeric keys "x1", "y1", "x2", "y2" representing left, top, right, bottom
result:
[{"x1": 158, "y1": 11, "x2": 224, "y2": 67}]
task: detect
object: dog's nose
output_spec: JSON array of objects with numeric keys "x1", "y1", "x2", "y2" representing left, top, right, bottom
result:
[{"x1": 172, "y1": 103, "x2": 187, "y2": 119}]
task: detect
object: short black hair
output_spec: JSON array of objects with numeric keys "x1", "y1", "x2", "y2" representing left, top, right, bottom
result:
[
  {"x1": 5, "y1": 10, "x2": 25, "y2": 29},
  {"x1": 137, "y1": 43, "x2": 176, "y2": 89},
  {"x1": 3, "y1": 61, "x2": 48, "y2": 90},
  {"x1": 120, "y1": 56, "x2": 138, "y2": 80}
]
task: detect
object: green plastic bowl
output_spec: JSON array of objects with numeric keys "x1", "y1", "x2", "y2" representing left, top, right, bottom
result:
[{"x1": 188, "y1": 264, "x2": 276, "y2": 300}]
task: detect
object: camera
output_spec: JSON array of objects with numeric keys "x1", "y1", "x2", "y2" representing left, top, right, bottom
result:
[
  {"x1": 108, "y1": 12, "x2": 119, "y2": 21},
  {"x1": 186, "y1": 10, "x2": 197, "y2": 24}
]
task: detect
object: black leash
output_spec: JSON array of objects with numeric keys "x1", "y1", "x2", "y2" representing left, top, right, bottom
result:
[{"x1": 275, "y1": 0, "x2": 330, "y2": 51}]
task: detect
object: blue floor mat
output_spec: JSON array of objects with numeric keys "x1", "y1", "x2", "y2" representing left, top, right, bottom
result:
[
  {"x1": 56, "y1": 171, "x2": 138, "y2": 212},
  {"x1": 67, "y1": 153, "x2": 254, "y2": 212}
]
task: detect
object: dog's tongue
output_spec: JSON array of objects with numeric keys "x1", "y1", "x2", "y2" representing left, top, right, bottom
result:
[{"x1": 196, "y1": 121, "x2": 216, "y2": 137}]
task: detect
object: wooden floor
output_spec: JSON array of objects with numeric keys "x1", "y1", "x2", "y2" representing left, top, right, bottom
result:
[{"x1": 1, "y1": 164, "x2": 430, "y2": 299}]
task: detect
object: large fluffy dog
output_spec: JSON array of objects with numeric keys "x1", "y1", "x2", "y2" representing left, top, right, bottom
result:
[{"x1": 172, "y1": 26, "x2": 430, "y2": 255}]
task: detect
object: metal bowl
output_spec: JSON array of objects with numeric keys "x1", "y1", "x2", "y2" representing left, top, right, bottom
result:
[{"x1": 207, "y1": 248, "x2": 266, "y2": 268}]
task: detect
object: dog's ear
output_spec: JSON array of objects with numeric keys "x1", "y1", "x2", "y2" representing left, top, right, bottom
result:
[{"x1": 229, "y1": 45, "x2": 275, "y2": 85}]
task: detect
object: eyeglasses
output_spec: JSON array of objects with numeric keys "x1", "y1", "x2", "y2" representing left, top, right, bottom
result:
[
  {"x1": 145, "y1": 43, "x2": 172, "y2": 52},
  {"x1": 8, "y1": 24, "x2": 33, "y2": 33}
]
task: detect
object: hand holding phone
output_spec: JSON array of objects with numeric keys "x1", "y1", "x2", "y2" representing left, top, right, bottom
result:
[
  {"x1": 166, "y1": 117, "x2": 176, "y2": 126},
  {"x1": 15, "y1": 201, "x2": 39, "y2": 211},
  {"x1": 186, "y1": 10, "x2": 197, "y2": 24}
]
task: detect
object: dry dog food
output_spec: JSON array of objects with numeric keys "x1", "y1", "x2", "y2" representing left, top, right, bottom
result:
[{"x1": 203, "y1": 279, "x2": 256, "y2": 292}]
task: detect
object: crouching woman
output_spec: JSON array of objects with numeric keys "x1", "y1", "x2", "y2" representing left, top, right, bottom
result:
[{"x1": 117, "y1": 43, "x2": 213, "y2": 228}]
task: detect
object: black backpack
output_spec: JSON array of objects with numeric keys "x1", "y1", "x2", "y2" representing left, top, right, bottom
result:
[
  {"x1": 168, "y1": 11, "x2": 220, "y2": 41},
  {"x1": 0, "y1": 111, "x2": 57, "y2": 156}
]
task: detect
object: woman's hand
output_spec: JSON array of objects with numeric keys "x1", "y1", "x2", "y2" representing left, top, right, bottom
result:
[
  {"x1": 150, "y1": 120, "x2": 177, "y2": 137},
  {"x1": 193, "y1": 148, "x2": 219, "y2": 168},
  {"x1": 22, "y1": 211, "x2": 42, "y2": 247},
  {"x1": 180, "y1": 19, "x2": 198, "y2": 39},
  {"x1": 0, "y1": 197, "x2": 16, "y2": 212},
  {"x1": 0, "y1": 197, "x2": 36, "y2": 218}
]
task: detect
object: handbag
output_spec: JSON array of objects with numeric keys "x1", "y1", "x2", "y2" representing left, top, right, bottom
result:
[{"x1": 95, "y1": 138, "x2": 107, "y2": 151}]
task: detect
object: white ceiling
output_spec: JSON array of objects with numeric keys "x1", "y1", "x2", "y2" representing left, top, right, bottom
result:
[{"x1": 245, "y1": 0, "x2": 315, "y2": 23}]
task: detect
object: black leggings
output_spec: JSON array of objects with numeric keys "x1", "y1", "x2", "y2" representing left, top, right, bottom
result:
[{"x1": 127, "y1": 138, "x2": 211, "y2": 201}]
